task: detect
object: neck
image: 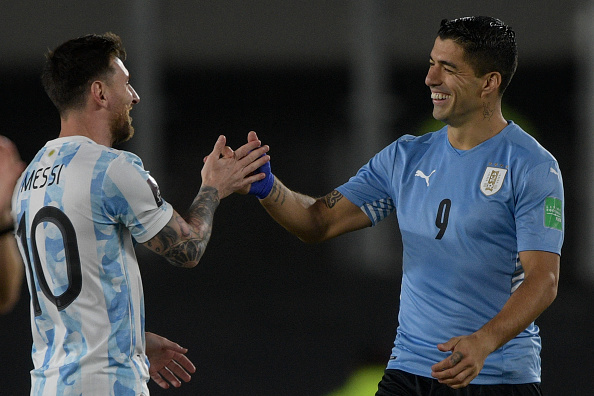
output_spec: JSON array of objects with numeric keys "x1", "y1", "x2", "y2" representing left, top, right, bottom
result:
[
  {"x1": 58, "y1": 110, "x2": 112, "y2": 147},
  {"x1": 447, "y1": 108, "x2": 507, "y2": 151}
]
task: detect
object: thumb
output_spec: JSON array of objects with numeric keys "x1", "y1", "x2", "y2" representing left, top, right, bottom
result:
[
  {"x1": 437, "y1": 337, "x2": 459, "y2": 352},
  {"x1": 207, "y1": 135, "x2": 226, "y2": 161},
  {"x1": 160, "y1": 337, "x2": 188, "y2": 353},
  {"x1": 247, "y1": 130, "x2": 259, "y2": 143}
]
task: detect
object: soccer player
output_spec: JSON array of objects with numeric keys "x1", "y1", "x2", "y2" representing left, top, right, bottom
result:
[
  {"x1": 244, "y1": 16, "x2": 563, "y2": 395},
  {"x1": 0, "y1": 136, "x2": 25, "y2": 314},
  {"x1": 12, "y1": 32, "x2": 270, "y2": 395}
]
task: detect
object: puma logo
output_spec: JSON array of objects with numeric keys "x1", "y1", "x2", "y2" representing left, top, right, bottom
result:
[
  {"x1": 415, "y1": 170, "x2": 436, "y2": 186},
  {"x1": 549, "y1": 167, "x2": 561, "y2": 181}
]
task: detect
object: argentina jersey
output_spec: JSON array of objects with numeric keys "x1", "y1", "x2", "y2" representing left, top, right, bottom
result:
[
  {"x1": 336, "y1": 121, "x2": 564, "y2": 385},
  {"x1": 12, "y1": 136, "x2": 173, "y2": 396}
]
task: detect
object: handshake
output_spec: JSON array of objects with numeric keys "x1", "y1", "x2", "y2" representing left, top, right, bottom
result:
[{"x1": 201, "y1": 131, "x2": 274, "y2": 200}]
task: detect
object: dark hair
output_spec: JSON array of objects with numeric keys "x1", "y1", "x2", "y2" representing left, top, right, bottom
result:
[
  {"x1": 41, "y1": 32, "x2": 127, "y2": 115},
  {"x1": 438, "y1": 16, "x2": 517, "y2": 95}
]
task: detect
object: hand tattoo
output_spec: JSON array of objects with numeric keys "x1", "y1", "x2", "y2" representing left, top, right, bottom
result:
[{"x1": 450, "y1": 351, "x2": 464, "y2": 365}]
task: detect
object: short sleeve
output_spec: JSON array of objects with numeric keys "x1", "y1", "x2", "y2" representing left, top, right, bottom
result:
[
  {"x1": 336, "y1": 142, "x2": 397, "y2": 226},
  {"x1": 515, "y1": 160, "x2": 564, "y2": 254},
  {"x1": 102, "y1": 152, "x2": 173, "y2": 243}
]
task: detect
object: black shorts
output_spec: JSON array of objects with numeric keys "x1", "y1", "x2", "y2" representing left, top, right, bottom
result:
[{"x1": 376, "y1": 369, "x2": 543, "y2": 396}]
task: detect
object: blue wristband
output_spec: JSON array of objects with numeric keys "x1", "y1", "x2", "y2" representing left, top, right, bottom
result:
[{"x1": 249, "y1": 160, "x2": 274, "y2": 199}]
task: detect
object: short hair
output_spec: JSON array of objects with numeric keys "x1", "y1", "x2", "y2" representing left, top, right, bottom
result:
[
  {"x1": 437, "y1": 16, "x2": 518, "y2": 95},
  {"x1": 41, "y1": 32, "x2": 127, "y2": 115}
]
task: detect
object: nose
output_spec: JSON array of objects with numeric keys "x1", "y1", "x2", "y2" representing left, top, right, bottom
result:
[
  {"x1": 130, "y1": 85, "x2": 140, "y2": 104},
  {"x1": 425, "y1": 65, "x2": 440, "y2": 87}
]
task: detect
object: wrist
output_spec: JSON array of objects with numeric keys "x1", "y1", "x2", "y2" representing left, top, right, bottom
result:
[{"x1": 250, "y1": 172, "x2": 275, "y2": 200}]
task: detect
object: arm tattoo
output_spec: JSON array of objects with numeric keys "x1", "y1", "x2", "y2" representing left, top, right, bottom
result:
[
  {"x1": 268, "y1": 178, "x2": 286, "y2": 205},
  {"x1": 158, "y1": 186, "x2": 220, "y2": 267},
  {"x1": 324, "y1": 190, "x2": 343, "y2": 208}
]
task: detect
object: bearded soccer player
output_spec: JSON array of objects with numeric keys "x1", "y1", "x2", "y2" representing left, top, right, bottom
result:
[{"x1": 12, "y1": 33, "x2": 270, "y2": 395}]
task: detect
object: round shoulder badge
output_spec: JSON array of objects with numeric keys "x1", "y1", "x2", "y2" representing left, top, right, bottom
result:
[{"x1": 480, "y1": 166, "x2": 508, "y2": 196}]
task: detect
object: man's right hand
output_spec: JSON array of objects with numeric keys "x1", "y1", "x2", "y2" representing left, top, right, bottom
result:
[{"x1": 200, "y1": 135, "x2": 270, "y2": 200}]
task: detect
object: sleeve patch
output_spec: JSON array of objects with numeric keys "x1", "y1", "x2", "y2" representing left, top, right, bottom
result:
[
  {"x1": 544, "y1": 197, "x2": 562, "y2": 231},
  {"x1": 146, "y1": 175, "x2": 164, "y2": 207}
]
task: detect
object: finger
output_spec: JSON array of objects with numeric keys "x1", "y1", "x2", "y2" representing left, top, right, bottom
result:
[
  {"x1": 436, "y1": 337, "x2": 459, "y2": 353},
  {"x1": 150, "y1": 372, "x2": 170, "y2": 389},
  {"x1": 175, "y1": 353, "x2": 197, "y2": 374},
  {"x1": 234, "y1": 139, "x2": 262, "y2": 159},
  {"x1": 242, "y1": 172, "x2": 267, "y2": 187},
  {"x1": 247, "y1": 130, "x2": 259, "y2": 143},
  {"x1": 157, "y1": 337, "x2": 188, "y2": 354},
  {"x1": 440, "y1": 366, "x2": 475, "y2": 388},
  {"x1": 221, "y1": 145, "x2": 234, "y2": 159},
  {"x1": 206, "y1": 135, "x2": 226, "y2": 162},
  {"x1": 449, "y1": 351, "x2": 464, "y2": 366},
  {"x1": 167, "y1": 359, "x2": 194, "y2": 382},
  {"x1": 238, "y1": 145, "x2": 270, "y2": 170},
  {"x1": 158, "y1": 367, "x2": 182, "y2": 388},
  {"x1": 241, "y1": 154, "x2": 270, "y2": 176},
  {"x1": 431, "y1": 352, "x2": 463, "y2": 375}
]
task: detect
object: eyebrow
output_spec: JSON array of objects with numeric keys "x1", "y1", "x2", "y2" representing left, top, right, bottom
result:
[{"x1": 430, "y1": 57, "x2": 459, "y2": 70}]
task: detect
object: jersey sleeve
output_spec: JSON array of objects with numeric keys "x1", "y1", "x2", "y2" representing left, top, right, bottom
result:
[
  {"x1": 336, "y1": 141, "x2": 398, "y2": 226},
  {"x1": 102, "y1": 152, "x2": 173, "y2": 243},
  {"x1": 515, "y1": 160, "x2": 564, "y2": 254}
]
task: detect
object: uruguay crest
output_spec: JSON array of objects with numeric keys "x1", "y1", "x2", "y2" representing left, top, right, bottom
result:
[{"x1": 480, "y1": 166, "x2": 507, "y2": 196}]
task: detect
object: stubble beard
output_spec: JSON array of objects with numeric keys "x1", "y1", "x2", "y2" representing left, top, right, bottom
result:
[{"x1": 110, "y1": 108, "x2": 135, "y2": 146}]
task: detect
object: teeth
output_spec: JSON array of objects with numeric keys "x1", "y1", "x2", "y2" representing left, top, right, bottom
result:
[{"x1": 431, "y1": 93, "x2": 450, "y2": 100}]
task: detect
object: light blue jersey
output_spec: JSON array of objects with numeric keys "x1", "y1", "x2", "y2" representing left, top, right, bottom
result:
[
  {"x1": 12, "y1": 136, "x2": 173, "y2": 395},
  {"x1": 337, "y1": 122, "x2": 564, "y2": 385}
]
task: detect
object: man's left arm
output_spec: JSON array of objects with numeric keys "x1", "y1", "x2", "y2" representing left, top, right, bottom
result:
[{"x1": 431, "y1": 250, "x2": 559, "y2": 388}]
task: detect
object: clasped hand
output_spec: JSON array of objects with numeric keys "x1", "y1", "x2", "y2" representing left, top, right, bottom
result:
[{"x1": 201, "y1": 133, "x2": 270, "y2": 199}]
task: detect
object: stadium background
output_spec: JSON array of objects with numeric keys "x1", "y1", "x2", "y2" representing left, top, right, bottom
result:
[{"x1": 1, "y1": 1, "x2": 592, "y2": 395}]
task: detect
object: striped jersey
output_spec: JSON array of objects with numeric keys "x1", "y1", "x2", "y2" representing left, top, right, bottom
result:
[
  {"x1": 12, "y1": 136, "x2": 173, "y2": 395},
  {"x1": 336, "y1": 121, "x2": 564, "y2": 384}
]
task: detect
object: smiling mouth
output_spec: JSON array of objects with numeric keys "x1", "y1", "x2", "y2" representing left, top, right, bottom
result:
[{"x1": 431, "y1": 92, "x2": 451, "y2": 100}]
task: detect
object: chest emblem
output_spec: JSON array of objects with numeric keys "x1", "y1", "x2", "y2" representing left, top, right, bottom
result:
[
  {"x1": 415, "y1": 170, "x2": 436, "y2": 186},
  {"x1": 480, "y1": 166, "x2": 508, "y2": 196}
]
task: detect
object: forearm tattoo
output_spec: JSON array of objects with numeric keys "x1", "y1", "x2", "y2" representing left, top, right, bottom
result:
[
  {"x1": 268, "y1": 178, "x2": 286, "y2": 205},
  {"x1": 323, "y1": 190, "x2": 343, "y2": 208},
  {"x1": 154, "y1": 186, "x2": 220, "y2": 267}
]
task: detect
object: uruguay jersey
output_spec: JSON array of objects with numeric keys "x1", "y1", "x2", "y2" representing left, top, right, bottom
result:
[
  {"x1": 12, "y1": 136, "x2": 173, "y2": 396},
  {"x1": 336, "y1": 121, "x2": 564, "y2": 385}
]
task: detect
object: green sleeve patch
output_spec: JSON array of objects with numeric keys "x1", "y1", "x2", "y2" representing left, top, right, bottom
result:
[{"x1": 544, "y1": 197, "x2": 563, "y2": 231}]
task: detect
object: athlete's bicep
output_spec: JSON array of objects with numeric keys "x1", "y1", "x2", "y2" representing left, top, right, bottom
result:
[
  {"x1": 316, "y1": 190, "x2": 372, "y2": 240},
  {"x1": 518, "y1": 250, "x2": 560, "y2": 285}
]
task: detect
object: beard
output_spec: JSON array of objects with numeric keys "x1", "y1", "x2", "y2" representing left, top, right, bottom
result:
[{"x1": 110, "y1": 108, "x2": 135, "y2": 146}]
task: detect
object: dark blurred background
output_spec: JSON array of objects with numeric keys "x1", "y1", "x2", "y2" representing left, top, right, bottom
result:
[{"x1": 1, "y1": 1, "x2": 592, "y2": 395}]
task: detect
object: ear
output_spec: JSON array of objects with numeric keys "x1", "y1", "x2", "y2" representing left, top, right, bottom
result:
[
  {"x1": 481, "y1": 72, "x2": 502, "y2": 97},
  {"x1": 90, "y1": 80, "x2": 108, "y2": 108}
]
